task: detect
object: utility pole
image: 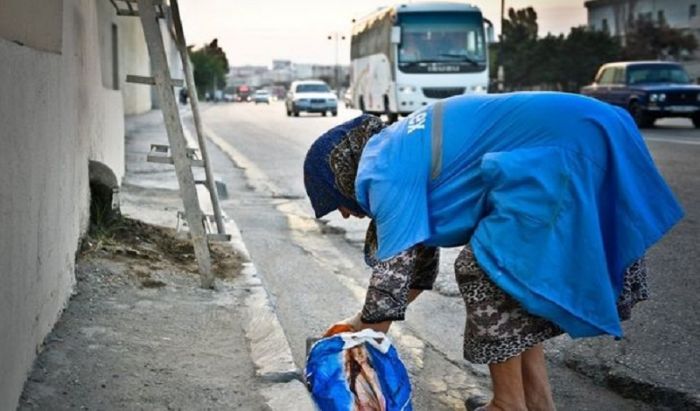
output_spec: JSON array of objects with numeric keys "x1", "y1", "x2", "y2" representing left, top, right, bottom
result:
[
  {"x1": 498, "y1": 0, "x2": 505, "y2": 92},
  {"x1": 327, "y1": 32, "x2": 346, "y2": 96}
]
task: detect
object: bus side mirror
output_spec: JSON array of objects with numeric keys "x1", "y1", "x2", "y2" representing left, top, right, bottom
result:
[
  {"x1": 484, "y1": 19, "x2": 495, "y2": 43},
  {"x1": 391, "y1": 26, "x2": 401, "y2": 44}
]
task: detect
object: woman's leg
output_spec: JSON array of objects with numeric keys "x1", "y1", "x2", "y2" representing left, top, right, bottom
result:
[
  {"x1": 455, "y1": 245, "x2": 562, "y2": 411},
  {"x1": 455, "y1": 246, "x2": 526, "y2": 411},
  {"x1": 521, "y1": 344, "x2": 556, "y2": 411},
  {"x1": 486, "y1": 355, "x2": 528, "y2": 411}
]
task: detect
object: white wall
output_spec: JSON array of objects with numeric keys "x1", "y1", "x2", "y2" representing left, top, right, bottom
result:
[
  {"x1": 0, "y1": 0, "x2": 151, "y2": 408},
  {"x1": 0, "y1": 0, "x2": 63, "y2": 53},
  {"x1": 119, "y1": 17, "x2": 154, "y2": 115},
  {"x1": 95, "y1": 0, "x2": 153, "y2": 115}
]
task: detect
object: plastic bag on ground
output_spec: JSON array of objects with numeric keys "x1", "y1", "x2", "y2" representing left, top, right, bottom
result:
[{"x1": 305, "y1": 329, "x2": 412, "y2": 411}]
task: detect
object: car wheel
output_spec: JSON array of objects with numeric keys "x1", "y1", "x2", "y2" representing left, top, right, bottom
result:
[
  {"x1": 693, "y1": 114, "x2": 700, "y2": 128},
  {"x1": 322, "y1": 111, "x2": 327, "y2": 117},
  {"x1": 629, "y1": 101, "x2": 654, "y2": 128},
  {"x1": 294, "y1": 111, "x2": 300, "y2": 117},
  {"x1": 286, "y1": 109, "x2": 291, "y2": 116},
  {"x1": 359, "y1": 96, "x2": 366, "y2": 113},
  {"x1": 332, "y1": 111, "x2": 338, "y2": 116}
]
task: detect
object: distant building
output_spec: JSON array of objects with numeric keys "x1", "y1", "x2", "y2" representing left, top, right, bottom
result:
[
  {"x1": 272, "y1": 59, "x2": 292, "y2": 70},
  {"x1": 585, "y1": 0, "x2": 700, "y2": 78},
  {"x1": 228, "y1": 61, "x2": 350, "y2": 91},
  {"x1": 586, "y1": 0, "x2": 699, "y2": 36},
  {"x1": 226, "y1": 65, "x2": 268, "y2": 88},
  {"x1": 293, "y1": 63, "x2": 315, "y2": 80}
]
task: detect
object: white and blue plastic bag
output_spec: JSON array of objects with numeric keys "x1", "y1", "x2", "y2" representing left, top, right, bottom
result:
[{"x1": 305, "y1": 329, "x2": 412, "y2": 411}]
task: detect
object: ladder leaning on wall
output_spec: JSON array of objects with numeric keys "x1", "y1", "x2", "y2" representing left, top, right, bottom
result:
[{"x1": 109, "y1": 0, "x2": 229, "y2": 289}]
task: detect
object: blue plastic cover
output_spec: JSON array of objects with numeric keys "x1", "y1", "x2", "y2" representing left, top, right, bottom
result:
[{"x1": 355, "y1": 92, "x2": 683, "y2": 338}]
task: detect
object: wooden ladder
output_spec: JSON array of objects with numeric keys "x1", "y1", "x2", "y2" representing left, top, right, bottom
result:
[{"x1": 110, "y1": 0, "x2": 228, "y2": 288}]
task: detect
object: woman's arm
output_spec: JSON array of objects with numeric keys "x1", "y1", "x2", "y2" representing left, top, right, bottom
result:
[
  {"x1": 348, "y1": 245, "x2": 439, "y2": 333},
  {"x1": 345, "y1": 289, "x2": 424, "y2": 333}
]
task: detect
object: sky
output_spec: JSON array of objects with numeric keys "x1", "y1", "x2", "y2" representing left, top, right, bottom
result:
[{"x1": 178, "y1": 0, "x2": 588, "y2": 67}]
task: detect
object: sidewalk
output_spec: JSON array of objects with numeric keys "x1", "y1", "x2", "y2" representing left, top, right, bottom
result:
[{"x1": 18, "y1": 111, "x2": 313, "y2": 410}]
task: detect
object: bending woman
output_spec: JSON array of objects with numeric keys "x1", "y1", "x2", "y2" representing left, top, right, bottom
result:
[{"x1": 303, "y1": 92, "x2": 683, "y2": 411}]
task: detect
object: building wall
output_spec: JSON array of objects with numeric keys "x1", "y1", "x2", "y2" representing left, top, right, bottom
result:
[
  {"x1": 587, "y1": 0, "x2": 699, "y2": 34},
  {"x1": 0, "y1": 0, "x2": 63, "y2": 53},
  {"x1": 0, "y1": 0, "x2": 151, "y2": 408},
  {"x1": 119, "y1": 17, "x2": 154, "y2": 115}
]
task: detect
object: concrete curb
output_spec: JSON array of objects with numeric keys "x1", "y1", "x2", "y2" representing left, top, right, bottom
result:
[
  {"x1": 188, "y1": 115, "x2": 314, "y2": 410},
  {"x1": 225, "y1": 220, "x2": 298, "y2": 380},
  {"x1": 225, "y1": 211, "x2": 315, "y2": 411}
]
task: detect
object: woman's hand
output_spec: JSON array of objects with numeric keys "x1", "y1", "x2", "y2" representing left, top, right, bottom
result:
[
  {"x1": 325, "y1": 312, "x2": 392, "y2": 337},
  {"x1": 325, "y1": 289, "x2": 425, "y2": 337}
]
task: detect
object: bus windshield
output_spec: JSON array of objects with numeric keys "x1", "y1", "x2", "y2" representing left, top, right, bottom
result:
[{"x1": 398, "y1": 12, "x2": 486, "y2": 66}]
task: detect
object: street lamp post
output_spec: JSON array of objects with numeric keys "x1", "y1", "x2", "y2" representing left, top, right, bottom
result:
[
  {"x1": 498, "y1": 0, "x2": 505, "y2": 92},
  {"x1": 327, "y1": 32, "x2": 346, "y2": 96}
]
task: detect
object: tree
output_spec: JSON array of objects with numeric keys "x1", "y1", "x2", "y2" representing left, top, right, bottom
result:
[
  {"x1": 560, "y1": 27, "x2": 621, "y2": 91},
  {"x1": 499, "y1": 7, "x2": 540, "y2": 88},
  {"x1": 188, "y1": 39, "x2": 229, "y2": 98},
  {"x1": 623, "y1": 18, "x2": 698, "y2": 61},
  {"x1": 495, "y1": 6, "x2": 622, "y2": 92},
  {"x1": 532, "y1": 33, "x2": 566, "y2": 89},
  {"x1": 503, "y1": 7, "x2": 538, "y2": 41}
]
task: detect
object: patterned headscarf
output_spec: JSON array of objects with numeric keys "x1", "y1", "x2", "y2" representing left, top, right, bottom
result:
[{"x1": 303, "y1": 114, "x2": 386, "y2": 218}]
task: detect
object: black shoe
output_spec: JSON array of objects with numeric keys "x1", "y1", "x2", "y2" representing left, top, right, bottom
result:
[{"x1": 465, "y1": 395, "x2": 489, "y2": 411}]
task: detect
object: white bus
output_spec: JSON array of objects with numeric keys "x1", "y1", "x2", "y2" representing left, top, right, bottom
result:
[{"x1": 350, "y1": 2, "x2": 493, "y2": 122}]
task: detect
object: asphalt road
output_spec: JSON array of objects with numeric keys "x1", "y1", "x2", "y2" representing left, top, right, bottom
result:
[{"x1": 198, "y1": 100, "x2": 698, "y2": 410}]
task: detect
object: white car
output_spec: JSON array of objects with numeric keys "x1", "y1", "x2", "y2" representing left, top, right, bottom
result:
[
  {"x1": 253, "y1": 90, "x2": 271, "y2": 104},
  {"x1": 285, "y1": 80, "x2": 338, "y2": 117}
]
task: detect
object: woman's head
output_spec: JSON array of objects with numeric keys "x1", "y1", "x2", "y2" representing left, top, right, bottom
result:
[{"x1": 303, "y1": 114, "x2": 385, "y2": 219}]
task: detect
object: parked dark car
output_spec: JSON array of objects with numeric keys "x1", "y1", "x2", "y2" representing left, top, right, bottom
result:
[{"x1": 581, "y1": 61, "x2": 700, "y2": 128}]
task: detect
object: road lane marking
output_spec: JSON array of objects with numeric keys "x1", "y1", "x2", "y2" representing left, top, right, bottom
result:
[{"x1": 645, "y1": 137, "x2": 700, "y2": 146}]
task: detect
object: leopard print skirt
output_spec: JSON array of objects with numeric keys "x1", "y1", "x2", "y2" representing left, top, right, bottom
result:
[{"x1": 454, "y1": 246, "x2": 648, "y2": 364}]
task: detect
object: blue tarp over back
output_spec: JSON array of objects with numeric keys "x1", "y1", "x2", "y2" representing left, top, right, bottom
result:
[{"x1": 355, "y1": 92, "x2": 683, "y2": 338}]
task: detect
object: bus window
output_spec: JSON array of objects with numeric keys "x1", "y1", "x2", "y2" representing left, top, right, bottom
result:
[{"x1": 398, "y1": 12, "x2": 486, "y2": 66}]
